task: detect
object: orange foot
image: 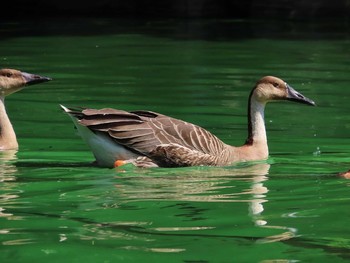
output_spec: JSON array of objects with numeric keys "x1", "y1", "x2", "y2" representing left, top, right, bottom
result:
[{"x1": 114, "y1": 160, "x2": 127, "y2": 167}]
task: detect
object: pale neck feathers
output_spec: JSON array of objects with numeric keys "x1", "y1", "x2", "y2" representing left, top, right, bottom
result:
[
  {"x1": 0, "y1": 97, "x2": 18, "y2": 150},
  {"x1": 225, "y1": 90, "x2": 269, "y2": 163}
]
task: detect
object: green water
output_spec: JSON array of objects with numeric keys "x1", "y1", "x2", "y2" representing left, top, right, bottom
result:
[{"x1": 1, "y1": 19, "x2": 350, "y2": 262}]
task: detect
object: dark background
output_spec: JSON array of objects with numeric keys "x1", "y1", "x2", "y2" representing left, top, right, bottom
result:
[{"x1": 3, "y1": 0, "x2": 350, "y2": 20}]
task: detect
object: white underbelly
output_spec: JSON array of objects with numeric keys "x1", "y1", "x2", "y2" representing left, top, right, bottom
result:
[{"x1": 75, "y1": 122, "x2": 139, "y2": 167}]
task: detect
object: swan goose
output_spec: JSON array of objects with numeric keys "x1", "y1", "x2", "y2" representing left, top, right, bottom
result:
[
  {"x1": 0, "y1": 68, "x2": 51, "y2": 150},
  {"x1": 61, "y1": 76, "x2": 315, "y2": 168}
]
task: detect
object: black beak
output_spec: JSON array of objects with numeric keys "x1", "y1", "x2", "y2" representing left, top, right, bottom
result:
[
  {"x1": 22, "y1": 72, "x2": 52, "y2": 86},
  {"x1": 286, "y1": 84, "x2": 316, "y2": 106}
]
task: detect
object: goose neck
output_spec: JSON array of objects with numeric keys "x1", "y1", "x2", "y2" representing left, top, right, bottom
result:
[
  {"x1": 0, "y1": 96, "x2": 18, "y2": 150},
  {"x1": 246, "y1": 94, "x2": 267, "y2": 146}
]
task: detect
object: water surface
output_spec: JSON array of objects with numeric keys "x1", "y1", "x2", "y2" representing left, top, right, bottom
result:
[{"x1": 1, "y1": 18, "x2": 350, "y2": 262}]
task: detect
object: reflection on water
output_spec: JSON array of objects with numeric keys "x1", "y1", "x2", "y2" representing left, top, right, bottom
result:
[
  {"x1": 114, "y1": 163, "x2": 270, "y2": 203},
  {"x1": 0, "y1": 150, "x2": 20, "y2": 220},
  {"x1": 111, "y1": 162, "x2": 296, "y2": 244},
  {"x1": 0, "y1": 150, "x2": 17, "y2": 181}
]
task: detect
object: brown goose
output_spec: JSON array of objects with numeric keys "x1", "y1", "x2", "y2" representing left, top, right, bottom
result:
[
  {"x1": 61, "y1": 76, "x2": 315, "y2": 168},
  {"x1": 339, "y1": 170, "x2": 350, "y2": 179},
  {"x1": 0, "y1": 68, "x2": 51, "y2": 150}
]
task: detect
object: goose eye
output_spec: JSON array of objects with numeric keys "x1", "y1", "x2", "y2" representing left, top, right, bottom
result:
[
  {"x1": 6, "y1": 73, "x2": 13, "y2": 78},
  {"x1": 272, "y1": 82, "x2": 279, "y2": 87}
]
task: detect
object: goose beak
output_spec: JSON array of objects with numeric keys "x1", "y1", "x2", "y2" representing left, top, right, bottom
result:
[
  {"x1": 22, "y1": 72, "x2": 52, "y2": 86},
  {"x1": 286, "y1": 84, "x2": 316, "y2": 106}
]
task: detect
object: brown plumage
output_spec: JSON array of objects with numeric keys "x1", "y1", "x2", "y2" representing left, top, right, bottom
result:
[{"x1": 61, "y1": 76, "x2": 315, "y2": 168}]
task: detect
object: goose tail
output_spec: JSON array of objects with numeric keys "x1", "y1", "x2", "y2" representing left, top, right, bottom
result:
[{"x1": 60, "y1": 104, "x2": 84, "y2": 119}]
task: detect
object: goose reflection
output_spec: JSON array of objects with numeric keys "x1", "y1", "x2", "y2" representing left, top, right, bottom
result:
[
  {"x1": 0, "y1": 150, "x2": 17, "y2": 181},
  {"x1": 114, "y1": 162, "x2": 270, "y2": 203},
  {"x1": 0, "y1": 150, "x2": 20, "y2": 220},
  {"x1": 112, "y1": 162, "x2": 296, "y2": 243}
]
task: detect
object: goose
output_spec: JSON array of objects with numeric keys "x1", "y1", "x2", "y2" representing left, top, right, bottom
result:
[
  {"x1": 0, "y1": 68, "x2": 51, "y2": 150},
  {"x1": 61, "y1": 76, "x2": 315, "y2": 168},
  {"x1": 339, "y1": 170, "x2": 350, "y2": 179}
]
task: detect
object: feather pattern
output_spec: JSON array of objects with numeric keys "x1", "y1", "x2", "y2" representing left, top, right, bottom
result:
[
  {"x1": 67, "y1": 107, "x2": 228, "y2": 164},
  {"x1": 61, "y1": 76, "x2": 315, "y2": 168}
]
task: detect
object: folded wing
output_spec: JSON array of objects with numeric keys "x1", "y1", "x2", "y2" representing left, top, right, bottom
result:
[{"x1": 69, "y1": 108, "x2": 227, "y2": 161}]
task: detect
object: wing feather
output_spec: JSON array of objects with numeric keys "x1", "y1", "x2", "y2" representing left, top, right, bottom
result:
[{"x1": 66, "y1": 107, "x2": 227, "y2": 157}]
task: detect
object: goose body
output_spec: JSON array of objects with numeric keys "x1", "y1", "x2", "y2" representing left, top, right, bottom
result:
[
  {"x1": 0, "y1": 69, "x2": 51, "y2": 150},
  {"x1": 61, "y1": 76, "x2": 315, "y2": 168}
]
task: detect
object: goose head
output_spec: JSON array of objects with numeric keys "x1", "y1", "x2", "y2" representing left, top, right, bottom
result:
[
  {"x1": 252, "y1": 76, "x2": 315, "y2": 106},
  {"x1": 0, "y1": 68, "x2": 51, "y2": 97}
]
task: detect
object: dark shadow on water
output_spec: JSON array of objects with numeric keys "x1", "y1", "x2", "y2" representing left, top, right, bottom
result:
[
  {"x1": 14, "y1": 161, "x2": 96, "y2": 168},
  {"x1": 0, "y1": 18, "x2": 349, "y2": 41}
]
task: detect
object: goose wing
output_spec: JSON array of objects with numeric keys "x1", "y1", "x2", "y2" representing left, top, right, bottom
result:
[{"x1": 66, "y1": 107, "x2": 227, "y2": 158}]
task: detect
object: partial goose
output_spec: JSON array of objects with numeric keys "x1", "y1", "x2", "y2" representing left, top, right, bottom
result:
[
  {"x1": 339, "y1": 170, "x2": 350, "y2": 179},
  {"x1": 61, "y1": 76, "x2": 315, "y2": 168},
  {"x1": 0, "y1": 69, "x2": 51, "y2": 150}
]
